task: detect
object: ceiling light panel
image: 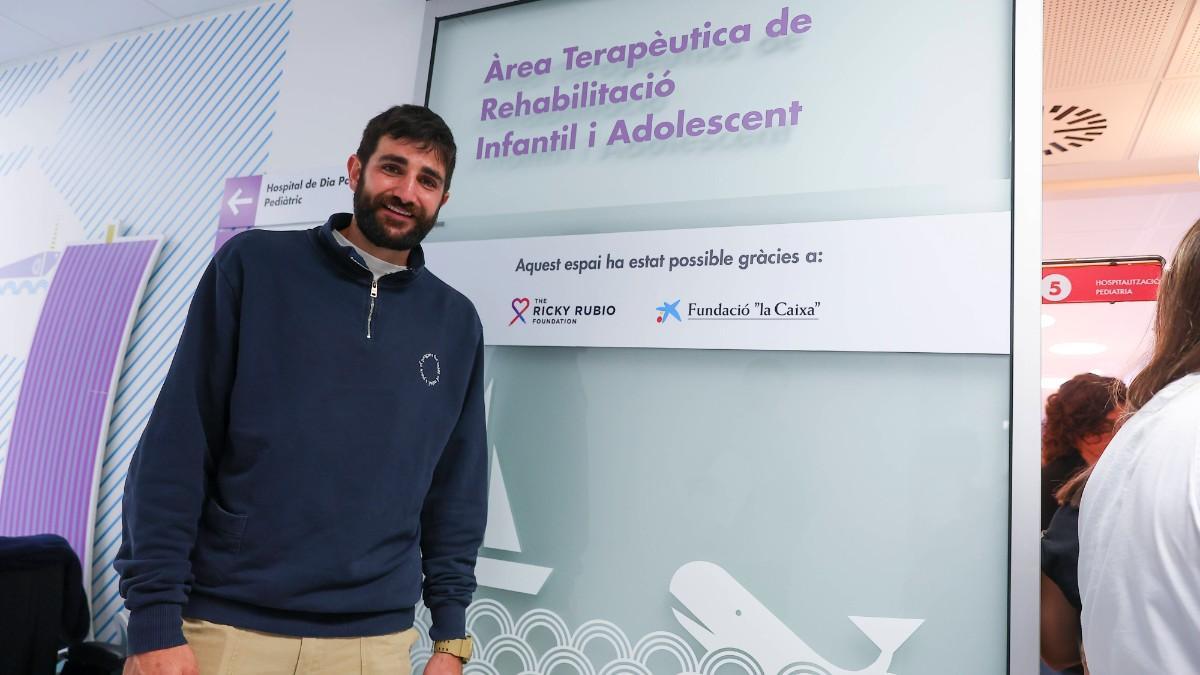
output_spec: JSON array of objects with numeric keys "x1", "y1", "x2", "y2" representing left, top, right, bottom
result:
[{"x1": 1050, "y1": 342, "x2": 1109, "y2": 355}]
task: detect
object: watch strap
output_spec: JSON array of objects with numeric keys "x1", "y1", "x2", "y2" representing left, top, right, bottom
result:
[{"x1": 432, "y1": 636, "x2": 473, "y2": 662}]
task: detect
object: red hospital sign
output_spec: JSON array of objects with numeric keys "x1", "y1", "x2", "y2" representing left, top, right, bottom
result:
[{"x1": 1041, "y1": 259, "x2": 1162, "y2": 304}]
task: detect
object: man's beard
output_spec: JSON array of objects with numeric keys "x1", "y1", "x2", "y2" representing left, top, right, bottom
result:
[{"x1": 352, "y1": 184, "x2": 438, "y2": 251}]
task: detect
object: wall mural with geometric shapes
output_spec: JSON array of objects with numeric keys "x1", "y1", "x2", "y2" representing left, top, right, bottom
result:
[{"x1": 0, "y1": 0, "x2": 291, "y2": 642}]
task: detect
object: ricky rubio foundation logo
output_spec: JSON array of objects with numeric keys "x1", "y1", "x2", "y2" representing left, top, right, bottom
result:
[
  {"x1": 509, "y1": 297, "x2": 531, "y2": 326},
  {"x1": 508, "y1": 297, "x2": 615, "y2": 326}
]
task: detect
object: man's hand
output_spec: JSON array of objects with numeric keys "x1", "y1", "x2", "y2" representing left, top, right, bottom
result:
[
  {"x1": 122, "y1": 644, "x2": 199, "y2": 675},
  {"x1": 423, "y1": 651, "x2": 464, "y2": 675}
]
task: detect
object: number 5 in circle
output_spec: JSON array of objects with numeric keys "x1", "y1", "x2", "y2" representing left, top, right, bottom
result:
[{"x1": 1042, "y1": 273, "x2": 1072, "y2": 302}]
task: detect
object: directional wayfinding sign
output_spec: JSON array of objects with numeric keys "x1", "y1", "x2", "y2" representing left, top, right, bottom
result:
[
  {"x1": 1041, "y1": 257, "x2": 1164, "y2": 304},
  {"x1": 216, "y1": 168, "x2": 352, "y2": 250}
]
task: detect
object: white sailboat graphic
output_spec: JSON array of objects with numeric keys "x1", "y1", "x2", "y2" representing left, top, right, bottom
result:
[{"x1": 476, "y1": 378, "x2": 554, "y2": 595}]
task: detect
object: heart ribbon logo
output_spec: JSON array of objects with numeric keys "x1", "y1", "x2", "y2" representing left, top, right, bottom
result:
[{"x1": 509, "y1": 297, "x2": 531, "y2": 326}]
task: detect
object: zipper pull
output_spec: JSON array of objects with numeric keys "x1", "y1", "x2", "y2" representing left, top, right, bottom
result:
[{"x1": 367, "y1": 279, "x2": 379, "y2": 339}]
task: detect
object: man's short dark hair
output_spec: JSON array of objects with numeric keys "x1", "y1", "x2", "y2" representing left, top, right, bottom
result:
[{"x1": 356, "y1": 105, "x2": 457, "y2": 189}]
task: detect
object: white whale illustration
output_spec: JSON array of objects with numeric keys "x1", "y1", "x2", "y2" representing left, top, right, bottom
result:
[{"x1": 670, "y1": 561, "x2": 923, "y2": 675}]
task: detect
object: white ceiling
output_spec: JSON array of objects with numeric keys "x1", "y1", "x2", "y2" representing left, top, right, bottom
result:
[
  {"x1": 1045, "y1": 0, "x2": 1200, "y2": 182},
  {"x1": 0, "y1": 0, "x2": 243, "y2": 67}
]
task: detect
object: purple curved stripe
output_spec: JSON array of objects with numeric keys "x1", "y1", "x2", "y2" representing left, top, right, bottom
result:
[{"x1": 0, "y1": 240, "x2": 157, "y2": 562}]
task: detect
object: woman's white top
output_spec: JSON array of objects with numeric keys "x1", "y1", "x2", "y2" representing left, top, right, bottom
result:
[{"x1": 1079, "y1": 372, "x2": 1200, "y2": 674}]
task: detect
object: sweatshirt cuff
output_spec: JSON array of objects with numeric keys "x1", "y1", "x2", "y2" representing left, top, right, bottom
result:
[
  {"x1": 127, "y1": 604, "x2": 186, "y2": 655},
  {"x1": 428, "y1": 603, "x2": 468, "y2": 640}
]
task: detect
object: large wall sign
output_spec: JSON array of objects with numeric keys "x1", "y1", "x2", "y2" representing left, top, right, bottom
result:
[
  {"x1": 423, "y1": 0, "x2": 1018, "y2": 674},
  {"x1": 424, "y1": 0, "x2": 1011, "y2": 353}
]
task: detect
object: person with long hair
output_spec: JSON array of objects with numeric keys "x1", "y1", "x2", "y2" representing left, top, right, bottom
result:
[
  {"x1": 1038, "y1": 374, "x2": 1125, "y2": 675},
  {"x1": 1041, "y1": 374, "x2": 1126, "y2": 530},
  {"x1": 1078, "y1": 218, "x2": 1200, "y2": 674},
  {"x1": 1041, "y1": 464, "x2": 1096, "y2": 674}
]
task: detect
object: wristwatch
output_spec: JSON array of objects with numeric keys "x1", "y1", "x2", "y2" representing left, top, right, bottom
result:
[{"x1": 432, "y1": 636, "x2": 473, "y2": 663}]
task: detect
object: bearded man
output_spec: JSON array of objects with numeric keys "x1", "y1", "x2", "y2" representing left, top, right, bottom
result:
[{"x1": 116, "y1": 105, "x2": 485, "y2": 675}]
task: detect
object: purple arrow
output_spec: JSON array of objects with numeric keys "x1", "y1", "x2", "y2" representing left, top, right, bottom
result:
[{"x1": 218, "y1": 175, "x2": 262, "y2": 230}]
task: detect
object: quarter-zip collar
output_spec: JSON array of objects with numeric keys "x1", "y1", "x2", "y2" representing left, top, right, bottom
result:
[{"x1": 312, "y1": 213, "x2": 426, "y2": 287}]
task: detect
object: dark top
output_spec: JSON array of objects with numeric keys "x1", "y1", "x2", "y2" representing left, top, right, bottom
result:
[
  {"x1": 1042, "y1": 505, "x2": 1081, "y2": 610},
  {"x1": 1042, "y1": 453, "x2": 1086, "y2": 530},
  {"x1": 115, "y1": 215, "x2": 488, "y2": 654},
  {"x1": 1042, "y1": 505, "x2": 1085, "y2": 675}
]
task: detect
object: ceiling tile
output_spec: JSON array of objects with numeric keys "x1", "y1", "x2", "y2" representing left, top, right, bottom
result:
[
  {"x1": 0, "y1": 14, "x2": 55, "y2": 65},
  {"x1": 1166, "y1": 0, "x2": 1200, "y2": 75},
  {"x1": 1130, "y1": 77, "x2": 1200, "y2": 159},
  {"x1": 144, "y1": 0, "x2": 246, "y2": 19},
  {"x1": 1045, "y1": 0, "x2": 1188, "y2": 89},
  {"x1": 0, "y1": 0, "x2": 170, "y2": 48}
]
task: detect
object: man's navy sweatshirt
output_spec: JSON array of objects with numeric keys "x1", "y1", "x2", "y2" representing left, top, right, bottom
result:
[{"x1": 115, "y1": 214, "x2": 488, "y2": 654}]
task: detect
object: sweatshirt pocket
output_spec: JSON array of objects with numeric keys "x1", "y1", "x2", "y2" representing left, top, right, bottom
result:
[{"x1": 200, "y1": 499, "x2": 247, "y2": 553}]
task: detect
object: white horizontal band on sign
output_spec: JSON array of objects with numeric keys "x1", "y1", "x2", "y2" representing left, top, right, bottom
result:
[{"x1": 423, "y1": 212, "x2": 1012, "y2": 354}]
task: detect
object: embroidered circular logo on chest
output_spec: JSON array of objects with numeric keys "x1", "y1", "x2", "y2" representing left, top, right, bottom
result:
[{"x1": 418, "y1": 353, "x2": 441, "y2": 386}]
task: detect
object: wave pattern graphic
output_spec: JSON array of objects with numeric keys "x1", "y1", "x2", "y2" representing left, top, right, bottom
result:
[
  {"x1": 410, "y1": 600, "x2": 793, "y2": 675},
  {"x1": 778, "y1": 665, "x2": 833, "y2": 675},
  {"x1": 0, "y1": 280, "x2": 49, "y2": 296},
  {"x1": 23, "y1": 2, "x2": 293, "y2": 641}
]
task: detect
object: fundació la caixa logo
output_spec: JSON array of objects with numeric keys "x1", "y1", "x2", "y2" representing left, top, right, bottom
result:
[
  {"x1": 656, "y1": 299, "x2": 682, "y2": 324},
  {"x1": 510, "y1": 297, "x2": 530, "y2": 326}
]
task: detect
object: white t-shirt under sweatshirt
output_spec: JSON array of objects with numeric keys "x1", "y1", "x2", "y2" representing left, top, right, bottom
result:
[
  {"x1": 1078, "y1": 372, "x2": 1200, "y2": 675},
  {"x1": 332, "y1": 227, "x2": 406, "y2": 280}
]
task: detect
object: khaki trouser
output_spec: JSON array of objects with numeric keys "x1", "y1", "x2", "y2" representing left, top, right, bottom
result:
[{"x1": 182, "y1": 618, "x2": 417, "y2": 675}]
